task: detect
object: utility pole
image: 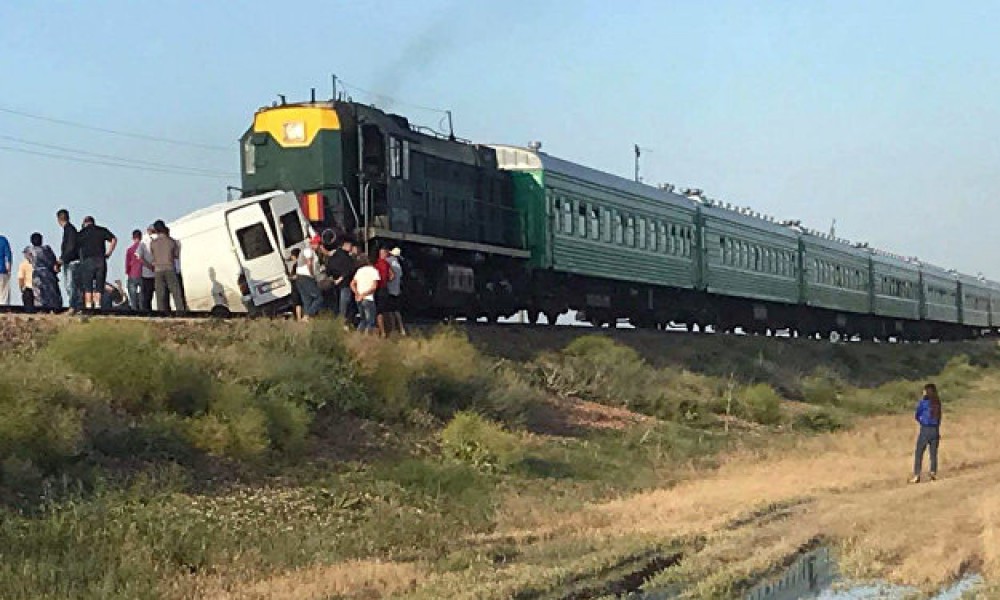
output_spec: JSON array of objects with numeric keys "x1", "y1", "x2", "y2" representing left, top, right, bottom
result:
[{"x1": 634, "y1": 144, "x2": 641, "y2": 182}]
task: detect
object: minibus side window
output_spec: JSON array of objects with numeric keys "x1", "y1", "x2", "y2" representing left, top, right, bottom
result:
[{"x1": 236, "y1": 224, "x2": 274, "y2": 260}]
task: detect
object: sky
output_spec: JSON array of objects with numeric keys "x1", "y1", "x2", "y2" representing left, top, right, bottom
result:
[{"x1": 1, "y1": 0, "x2": 998, "y2": 293}]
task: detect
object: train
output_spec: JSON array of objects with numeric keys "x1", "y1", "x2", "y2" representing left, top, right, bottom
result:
[{"x1": 239, "y1": 95, "x2": 1000, "y2": 340}]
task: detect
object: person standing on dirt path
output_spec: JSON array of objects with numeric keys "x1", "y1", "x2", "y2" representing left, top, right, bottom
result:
[
  {"x1": 76, "y1": 216, "x2": 117, "y2": 310},
  {"x1": 909, "y1": 383, "x2": 942, "y2": 484},
  {"x1": 124, "y1": 229, "x2": 144, "y2": 310},
  {"x1": 0, "y1": 232, "x2": 11, "y2": 304},
  {"x1": 351, "y1": 254, "x2": 380, "y2": 334},
  {"x1": 386, "y1": 247, "x2": 407, "y2": 336},
  {"x1": 295, "y1": 237, "x2": 324, "y2": 320},
  {"x1": 326, "y1": 237, "x2": 358, "y2": 324},
  {"x1": 56, "y1": 209, "x2": 81, "y2": 310},
  {"x1": 135, "y1": 224, "x2": 157, "y2": 311},
  {"x1": 373, "y1": 246, "x2": 395, "y2": 336},
  {"x1": 18, "y1": 248, "x2": 34, "y2": 308},
  {"x1": 26, "y1": 233, "x2": 62, "y2": 309},
  {"x1": 146, "y1": 220, "x2": 186, "y2": 313}
]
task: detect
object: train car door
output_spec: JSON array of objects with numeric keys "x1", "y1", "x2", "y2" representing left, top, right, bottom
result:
[{"x1": 226, "y1": 203, "x2": 291, "y2": 308}]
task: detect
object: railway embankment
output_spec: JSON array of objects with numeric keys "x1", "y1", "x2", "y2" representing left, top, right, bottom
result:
[{"x1": 0, "y1": 315, "x2": 997, "y2": 599}]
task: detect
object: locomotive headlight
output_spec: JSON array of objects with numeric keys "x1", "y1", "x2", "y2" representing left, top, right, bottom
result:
[{"x1": 282, "y1": 121, "x2": 306, "y2": 143}]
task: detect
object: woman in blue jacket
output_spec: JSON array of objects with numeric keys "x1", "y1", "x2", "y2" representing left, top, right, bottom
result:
[{"x1": 909, "y1": 383, "x2": 941, "y2": 483}]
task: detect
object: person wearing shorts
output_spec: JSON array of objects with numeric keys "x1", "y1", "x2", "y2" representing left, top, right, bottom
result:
[{"x1": 75, "y1": 216, "x2": 116, "y2": 310}]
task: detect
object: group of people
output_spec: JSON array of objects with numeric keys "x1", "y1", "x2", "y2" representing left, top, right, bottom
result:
[
  {"x1": 0, "y1": 210, "x2": 185, "y2": 312},
  {"x1": 288, "y1": 235, "x2": 406, "y2": 336}
]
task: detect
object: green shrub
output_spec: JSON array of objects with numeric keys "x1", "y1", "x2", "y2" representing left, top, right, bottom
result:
[
  {"x1": 794, "y1": 408, "x2": 848, "y2": 432},
  {"x1": 482, "y1": 364, "x2": 547, "y2": 425},
  {"x1": 440, "y1": 412, "x2": 524, "y2": 472},
  {"x1": 86, "y1": 409, "x2": 195, "y2": 463},
  {"x1": 737, "y1": 383, "x2": 783, "y2": 425},
  {"x1": 800, "y1": 369, "x2": 843, "y2": 405},
  {"x1": 47, "y1": 322, "x2": 212, "y2": 416},
  {"x1": 0, "y1": 379, "x2": 84, "y2": 473},
  {"x1": 187, "y1": 384, "x2": 270, "y2": 460},
  {"x1": 259, "y1": 396, "x2": 312, "y2": 455}
]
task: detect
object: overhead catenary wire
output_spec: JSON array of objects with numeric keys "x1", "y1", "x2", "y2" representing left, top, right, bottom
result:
[
  {"x1": 0, "y1": 134, "x2": 234, "y2": 177},
  {"x1": 0, "y1": 105, "x2": 231, "y2": 151},
  {"x1": 0, "y1": 144, "x2": 236, "y2": 179}
]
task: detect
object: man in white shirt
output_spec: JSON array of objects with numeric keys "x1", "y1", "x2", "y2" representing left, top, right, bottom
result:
[
  {"x1": 295, "y1": 236, "x2": 324, "y2": 319},
  {"x1": 350, "y1": 254, "x2": 380, "y2": 333}
]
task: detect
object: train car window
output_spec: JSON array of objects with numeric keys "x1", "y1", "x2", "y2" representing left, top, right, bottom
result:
[
  {"x1": 236, "y1": 223, "x2": 274, "y2": 260},
  {"x1": 602, "y1": 208, "x2": 612, "y2": 243},
  {"x1": 614, "y1": 213, "x2": 624, "y2": 245},
  {"x1": 625, "y1": 216, "x2": 635, "y2": 247},
  {"x1": 552, "y1": 197, "x2": 561, "y2": 232},
  {"x1": 563, "y1": 199, "x2": 574, "y2": 234},
  {"x1": 753, "y1": 247, "x2": 760, "y2": 271},
  {"x1": 589, "y1": 207, "x2": 600, "y2": 241},
  {"x1": 648, "y1": 221, "x2": 657, "y2": 251},
  {"x1": 637, "y1": 217, "x2": 646, "y2": 249}
]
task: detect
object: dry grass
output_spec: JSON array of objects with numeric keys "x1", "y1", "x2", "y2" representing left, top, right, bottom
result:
[{"x1": 178, "y1": 560, "x2": 424, "y2": 600}]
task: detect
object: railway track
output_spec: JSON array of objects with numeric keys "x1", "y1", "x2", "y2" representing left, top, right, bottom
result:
[
  {"x1": 2, "y1": 305, "x2": 991, "y2": 344},
  {"x1": 0, "y1": 305, "x2": 242, "y2": 320}
]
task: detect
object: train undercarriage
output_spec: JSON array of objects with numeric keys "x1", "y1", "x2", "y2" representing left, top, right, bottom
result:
[{"x1": 446, "y1": 268, "x2": 991, "y2": 342}]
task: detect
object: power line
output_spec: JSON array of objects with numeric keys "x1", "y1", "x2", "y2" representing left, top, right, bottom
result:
[
  {"x1": 0, "y1": 134, "x2": 233, "y2": 176},
  {"x1": 0, "y1": 105, "x2": 231, "y2": 151},
  {"x1": 0, "y1": 144, "x2": 236, "y2": 179}
]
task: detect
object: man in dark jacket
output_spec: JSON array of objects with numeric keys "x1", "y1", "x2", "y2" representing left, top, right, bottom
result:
[
  {"x1": 325, "y1": 236, "x2": 358, "y2": 322},
  {"x1": 56, "y1": 209, "x2": 81, "y2": 309},
  {"x1": 76, "y1": 216, "x2": 117, "y2": 309}
]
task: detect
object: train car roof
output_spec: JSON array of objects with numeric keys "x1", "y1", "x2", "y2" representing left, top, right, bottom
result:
[
  {"x1": 699, "y1": 203, "x2": 802, "y2": 239},
  {"x1": 491, "y1": 144, "x2": 696, "y2": 210},
  {"x1": 920, "y1": 261, "x2": 959, "y2": 280}
]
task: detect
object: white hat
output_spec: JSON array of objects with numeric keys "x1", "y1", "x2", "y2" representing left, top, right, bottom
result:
[{"x1": 390, "y1": 247, "x2": 401, "y2": 257}]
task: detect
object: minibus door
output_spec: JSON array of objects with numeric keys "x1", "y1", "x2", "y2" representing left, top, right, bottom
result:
[{"x1": 226, "y1": 203, "x2": 291, "y2": 307}]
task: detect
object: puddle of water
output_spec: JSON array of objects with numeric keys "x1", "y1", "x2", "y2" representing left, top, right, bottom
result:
[
  {"x1": 744, "y1": 547, "x2": 835, "y2": 600},
  {"x1": 742, "y1": 546, "x2": 983, "y2": 600},
  {"x1": 814, "y1": 574, "x2": 983, "y2": 599}
]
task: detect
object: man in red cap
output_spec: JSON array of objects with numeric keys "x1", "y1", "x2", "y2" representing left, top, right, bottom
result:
[{"x1": 293, "y1": 236, "x2": 324, "y2": 319}]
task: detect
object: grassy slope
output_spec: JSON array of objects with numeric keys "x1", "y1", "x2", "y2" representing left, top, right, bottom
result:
[{"x1": 0, "y1": 315, "x2": 997, "y2": 599}]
